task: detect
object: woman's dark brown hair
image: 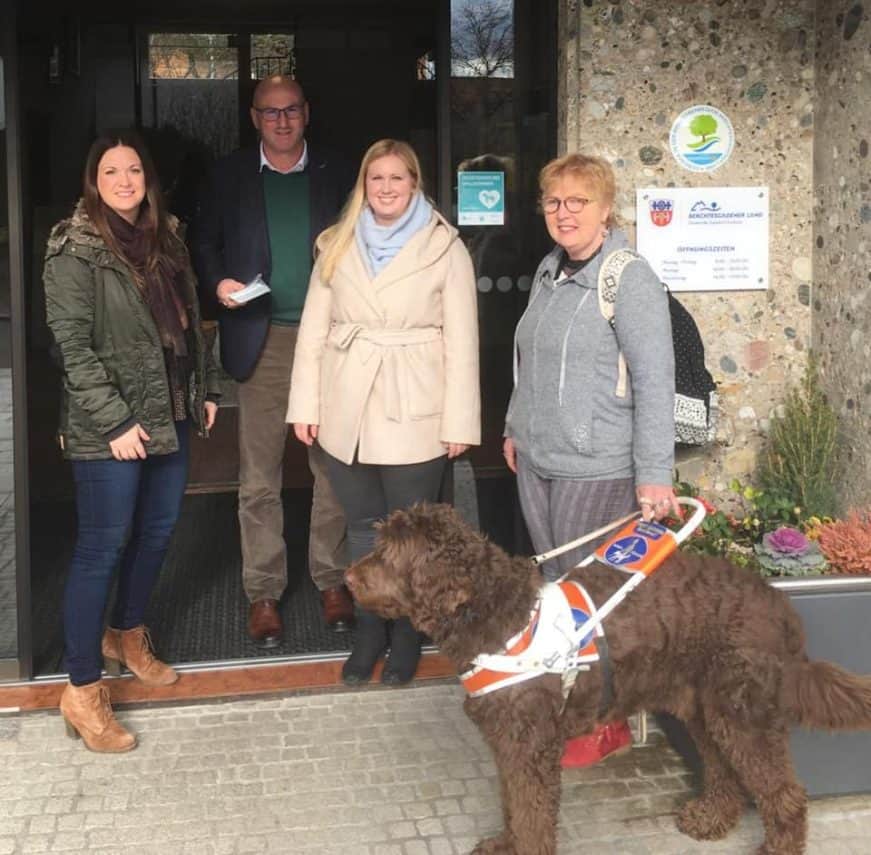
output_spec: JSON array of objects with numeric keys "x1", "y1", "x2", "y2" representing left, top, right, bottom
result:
[{"x1": 82, "y1": 130, "x2": 177, "y2": 273}]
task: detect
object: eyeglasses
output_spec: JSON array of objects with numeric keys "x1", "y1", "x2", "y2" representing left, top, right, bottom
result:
[
  {"x1": 254, "y1": 103, "x2": 306, "y2": 122},
  {"x1": 541, "y1": 196, "x2": 594, "y2": 214}
]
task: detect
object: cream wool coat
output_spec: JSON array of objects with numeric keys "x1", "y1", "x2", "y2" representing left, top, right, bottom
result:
[{"x1": 286, "y1": 210, "x2": 481, "y2": 465}]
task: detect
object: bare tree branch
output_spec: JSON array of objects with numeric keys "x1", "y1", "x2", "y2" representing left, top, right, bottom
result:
[{"x1": 452, "y1": 0, "x2": 514, "y2": 78}]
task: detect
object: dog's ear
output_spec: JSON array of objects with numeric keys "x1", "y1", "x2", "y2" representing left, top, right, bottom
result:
[
  {"x1": 376, "y1": 503, "x2": 458, "y2": 569},
  {"x1": 376, "y1": 510, "x2": 431, "y2": 574},
  {"x1": 377, "y1": 503, "x2": 479, "y2": 637},
  {"x1": 410, "y1": 557, "x2": 473, "y2": 631}
]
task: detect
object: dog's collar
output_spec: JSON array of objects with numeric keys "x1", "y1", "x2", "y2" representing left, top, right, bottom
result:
[{"x1": 460, "y1": 580, "x2": 604, "y2": 698}]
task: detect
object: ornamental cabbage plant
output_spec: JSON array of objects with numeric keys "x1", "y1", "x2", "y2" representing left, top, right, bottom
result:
[{"x1": 754, "y1": 526, "x2": 828, "y2": 576}]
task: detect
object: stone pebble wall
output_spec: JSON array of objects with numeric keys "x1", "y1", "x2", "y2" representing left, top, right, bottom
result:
[
  {"x1": 812, "y1": 1, "x2": 870, "y2": 513},
  {"x1": 560, "y1": 0, "x2": 817, "y2": 499}
]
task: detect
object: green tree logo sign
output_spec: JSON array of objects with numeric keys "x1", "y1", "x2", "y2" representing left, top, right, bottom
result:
[
  {"x1": 688, "y1": 114, "x2": 719, "y2": 148},
  {"x1": 670, "y1": 105, "x2": 734, "y2": 172}
]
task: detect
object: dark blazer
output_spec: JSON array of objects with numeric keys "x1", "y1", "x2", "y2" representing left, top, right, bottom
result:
[{"x1": 191, "y1": 144, "x2": 353, "y2": 382}]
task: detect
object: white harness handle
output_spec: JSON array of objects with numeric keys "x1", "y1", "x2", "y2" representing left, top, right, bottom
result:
[
  {"x1": 531, "y1": 512, "x2": 639, "y2": 566},
  {"x1": 556, "y1": 497, "x2": 707, "y2": 644}
]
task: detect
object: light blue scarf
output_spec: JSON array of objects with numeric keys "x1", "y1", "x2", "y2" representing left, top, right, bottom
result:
[{"x1": 356, "y1": 191, "x2": 433, "y2": 277}]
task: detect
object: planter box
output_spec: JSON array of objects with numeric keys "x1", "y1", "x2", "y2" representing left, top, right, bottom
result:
[
  {"x1": 658, "y1": 576, "x2": 871, "y2": 798},
  {"x1": 772, "y1": 576, "x2": 871, "y2": 797}
]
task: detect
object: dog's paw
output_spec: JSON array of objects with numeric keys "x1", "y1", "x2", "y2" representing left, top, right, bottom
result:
[
  {"x1": 676, "y1": 795, "x2": 743, "y2": 840},
  {"x1": 471, "y1": 834, "x2": 515, "y2": 854}
]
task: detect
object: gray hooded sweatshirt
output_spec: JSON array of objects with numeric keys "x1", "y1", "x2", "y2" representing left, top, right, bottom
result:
[{"x1": 504, "y1": 229, "x2": 674, "y2": 485}]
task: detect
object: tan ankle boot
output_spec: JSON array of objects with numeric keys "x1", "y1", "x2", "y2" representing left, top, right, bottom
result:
[
  {"x1": 59, "y1": 680, "x2": 137, "y2": 753},
  {"x1": 101, "y1": 625, "x2": 179, "y2": 686}
]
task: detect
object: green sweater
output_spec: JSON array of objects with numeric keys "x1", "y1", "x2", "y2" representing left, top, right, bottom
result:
[{"x1": 262, "y1": 169, "x2": 311, "y2": 325}]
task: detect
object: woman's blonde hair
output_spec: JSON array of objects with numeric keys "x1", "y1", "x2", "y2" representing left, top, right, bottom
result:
[
  {"x1": 317, "y1": 139, "x2": 424, "y2": 281},
  {"x1": 538, "y1": 153, "x2": 617, "y2": 228}
]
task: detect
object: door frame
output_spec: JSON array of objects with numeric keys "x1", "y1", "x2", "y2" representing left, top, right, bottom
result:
[{"x1": 1, "y1": 0, "x2": 33, "y2": 682}]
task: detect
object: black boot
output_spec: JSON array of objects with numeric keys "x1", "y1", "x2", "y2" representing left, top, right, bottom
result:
[
  {"x1": 341, "y1": 609, "x2": 387, "y2": 686},
  {"x1": 381, "y1": 617, "x2": 422, "y2": 686}
]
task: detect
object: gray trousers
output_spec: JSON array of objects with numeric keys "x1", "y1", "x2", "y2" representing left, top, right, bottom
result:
[
  {"x1": 323, "y1": 453, "x2": 447, "y2": 564},
  {"x1": 516, "y1": 455, "x2": 635, "y2": 580},
  {"x1": 238, "y1": 324, "x2": 347, "y2": 602}
]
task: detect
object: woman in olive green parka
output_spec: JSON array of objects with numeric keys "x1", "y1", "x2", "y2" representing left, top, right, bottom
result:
[
  {"x1": 44, "y1": 202, "x2": 219, "y2": 457},
  {"x1": 43, "y1": 131, "x2": 220, "y2": 753}
]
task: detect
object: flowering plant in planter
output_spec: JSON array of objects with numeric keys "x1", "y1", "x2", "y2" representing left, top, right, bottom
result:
[
  {"x1": 673, "y1": 475, "x2": 809, "y2": 573},
  {"x1": 753, "y1": 526, "x2": 828, "y2": 576},
  {"x1": 672, "y1": 477, "x2": 871, "y2": 580},
  {"x1": 673, "y1": 358, "x2": 850, "y2": 577},
  {"x1": 816, "y1": 511, "x2": 871, "y2": 575}
]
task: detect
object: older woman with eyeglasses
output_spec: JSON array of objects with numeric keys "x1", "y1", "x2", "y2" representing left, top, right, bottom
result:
[{"x1": 502, "y1": 153, "x2": 680, "y2": 768}]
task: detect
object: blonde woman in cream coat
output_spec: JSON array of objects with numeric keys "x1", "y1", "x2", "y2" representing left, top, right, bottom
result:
[{"x1": 288, "y1": 139, "x2": 480, "y2": 686}]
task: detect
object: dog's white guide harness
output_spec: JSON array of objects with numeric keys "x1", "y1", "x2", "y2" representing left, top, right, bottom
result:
[
  {"x1": 459, "y1": 499, "x2": 706, "y2": 700},
  {"x1": 460, "y1": 580, "x2": 603, "y2": 698}
]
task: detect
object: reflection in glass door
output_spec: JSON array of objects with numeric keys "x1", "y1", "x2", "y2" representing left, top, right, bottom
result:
[
  {"x1": 449, "y1": 0, "x2": 557, "y2": 472},
  {"x1": 138, "y1": 30, "x2": 297, "y2": 491}
]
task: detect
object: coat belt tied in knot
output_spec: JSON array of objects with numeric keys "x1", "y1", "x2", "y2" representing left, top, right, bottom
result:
[{"x1": 327, "y1": 323, "x2": 442, "y2": 422}]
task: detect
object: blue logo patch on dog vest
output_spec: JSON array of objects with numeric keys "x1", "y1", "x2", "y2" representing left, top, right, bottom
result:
[{"x1": 604, "y1": 536, "x2": 649, "y2": 566}]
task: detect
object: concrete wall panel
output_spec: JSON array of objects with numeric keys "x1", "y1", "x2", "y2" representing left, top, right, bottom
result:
[
  {"x1": 813, "y1": 1, "x2": 870, "y2": 513},
  {"x1": 559, "y1": 0, "x2": 817, "y2": 497}
]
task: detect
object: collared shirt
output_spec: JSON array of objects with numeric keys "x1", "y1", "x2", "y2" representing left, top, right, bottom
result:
[{"x1": 259, "y1": 139, "x2": 309, "y2": 174}]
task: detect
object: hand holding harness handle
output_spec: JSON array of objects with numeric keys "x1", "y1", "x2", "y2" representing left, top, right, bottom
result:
[
  {"x1": 567, "y1": 496, "x2": 706, "y2": 641},
  {"x1": 460, "y1": 498, "x2": 706, "y2": 699}
]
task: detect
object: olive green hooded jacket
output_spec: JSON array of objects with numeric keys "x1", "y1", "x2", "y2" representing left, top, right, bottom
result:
[{"x1": 43, "y1": 200, "x2": 221, "y2": 459}]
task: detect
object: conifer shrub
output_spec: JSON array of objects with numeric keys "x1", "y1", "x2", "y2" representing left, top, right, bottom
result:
[{"x1": 757, "y1": 358, "x2": 840, "y2": 520}]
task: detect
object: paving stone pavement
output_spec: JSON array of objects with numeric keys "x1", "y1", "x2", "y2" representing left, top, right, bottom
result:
[{"x1": 1, "y1": 682, "x2": 871, "y2": 854}]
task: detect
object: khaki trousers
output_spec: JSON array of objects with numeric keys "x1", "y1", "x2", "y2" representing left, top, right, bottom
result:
[{"x1": 237, "y1": 324, "x2": 347, "y2": 602}]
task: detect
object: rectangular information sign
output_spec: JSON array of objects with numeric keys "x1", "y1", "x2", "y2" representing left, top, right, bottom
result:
[
  {"x1": 636, "y1": 186, "x2": 769, "y2": 291},
  {"x1": 458, "y1": 171, "x2": 505, "y2": 226}
]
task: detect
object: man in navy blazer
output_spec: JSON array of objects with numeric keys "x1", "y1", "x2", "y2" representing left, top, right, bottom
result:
[{"x1": 192, "y1": 76, "x2": 354, "y2": 646}]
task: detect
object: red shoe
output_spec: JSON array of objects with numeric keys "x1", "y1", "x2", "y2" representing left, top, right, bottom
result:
[{"x1": 560, "y1": 721, "x2": 632, "y2": 769}]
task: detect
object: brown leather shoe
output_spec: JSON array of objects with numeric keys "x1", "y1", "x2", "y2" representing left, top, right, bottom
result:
[
  {"x1": 248, "y1": 599, "x2": 282, "y2": 648},
  {"x1": 60, "y1": 680, "x2": 137, "y2": 753},
  {"x1": 102, "y1": 625, "x2": 179, "y2": 686},
  {"x1": 321, "y1": 585, "x2": 354, "y2": 632}
]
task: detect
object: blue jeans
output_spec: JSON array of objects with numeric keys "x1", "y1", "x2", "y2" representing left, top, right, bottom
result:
[{"x1": 63, "y1": 421, "x2": 190, "y2": 686}]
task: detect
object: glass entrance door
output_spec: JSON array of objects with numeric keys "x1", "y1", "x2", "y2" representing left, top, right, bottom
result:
[
  {"x1": 19, "y1": 1, "x2": 444, "y2": 677},
  {"x1": 12, "y1": 0, "x2": 556, "y2": 680}
]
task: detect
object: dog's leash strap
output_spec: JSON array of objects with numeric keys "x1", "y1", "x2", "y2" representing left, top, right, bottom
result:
[{"x1": 531, "y1": 512, "x2": 638, "y2": 566}]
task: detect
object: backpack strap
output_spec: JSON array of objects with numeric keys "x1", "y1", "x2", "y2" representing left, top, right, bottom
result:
[{"x1": 597, "y1": 249, "x2": 640, "y2": 398}]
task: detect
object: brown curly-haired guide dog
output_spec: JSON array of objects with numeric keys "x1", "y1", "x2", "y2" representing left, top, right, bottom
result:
[{"x1": 345, "y1": 503, "x2": 871, "y2": 855}]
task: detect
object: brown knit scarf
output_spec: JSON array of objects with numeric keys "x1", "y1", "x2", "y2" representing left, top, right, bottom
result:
[
  {"x1": 105, "y1": 208, "x2": 193, "y2": 417},
  {"x1": 105, "y1": 207, "x2": 190, "y2": 358}
]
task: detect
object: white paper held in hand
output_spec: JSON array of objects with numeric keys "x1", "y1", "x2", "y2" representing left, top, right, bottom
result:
[{"x1": 228, "y1": 274, "x2": 271, "y2": 304}]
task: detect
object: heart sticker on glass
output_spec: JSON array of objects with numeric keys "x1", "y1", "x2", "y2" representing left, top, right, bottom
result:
[{"x1": 478, "y1": 190, "x2": 501, "y2": 209}]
